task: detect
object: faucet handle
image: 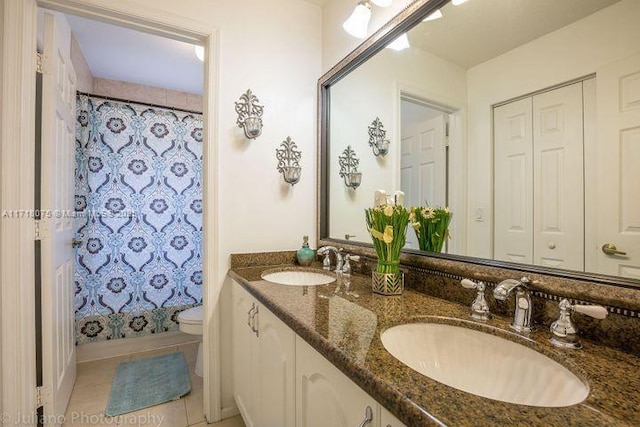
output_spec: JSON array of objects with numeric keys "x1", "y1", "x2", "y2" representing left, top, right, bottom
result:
[
  {"x1": 461, "y1": 279, "x2": 478, "y2": 289},
  {"x1": 573, "y1": 303, "x2": 608, "y2": 319},
  {"x1": 460, "y1": 279, "x2": 491, "y2": 321},
  {"x1": 322, "y1": 252, "x2": 331, "y2": 270},
  {"x1": 549, "y1": 299, "x2": 608, "y2": 349}
]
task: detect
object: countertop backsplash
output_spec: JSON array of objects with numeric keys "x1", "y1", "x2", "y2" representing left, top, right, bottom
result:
[{"x1": 231, "y1": 247, "x2": 640, "y2": 356}]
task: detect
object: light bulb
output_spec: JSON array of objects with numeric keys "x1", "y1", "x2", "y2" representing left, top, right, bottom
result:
[
  {"x1": 452, "y1": 0, "x2": 468, "y2": 5},
  {"x1": 370, "y1": 0, "x2": 392, "y2": 6},
  {"x1": 386, "y1": 33, "x2": 410, "y2": 51},
  {"x1": 423, "y1": 9, "x2": 443, "y2": 22},
  {"x1": 194, "y1": 45, "x2": 204, "y2": 62},
  {"x1": 343, "y1": 2, "x2": 372, "y2": 39}
]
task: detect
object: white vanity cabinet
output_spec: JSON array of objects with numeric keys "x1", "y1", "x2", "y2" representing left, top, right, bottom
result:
[
  {"x1": 231, "y1": 279, "x2": 407, "y2": 427},
  {"x1": 296, "y1": 336, "x2": 379, "y2": 427},
  {"x1": 232, "y1": 282, "x2": 296, "y2": 427},
  {"x1": 380, "y1": 406, "x2": 406, "y2": 427}
]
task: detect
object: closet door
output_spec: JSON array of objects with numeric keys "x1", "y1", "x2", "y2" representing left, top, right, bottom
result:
[
  {"x1": 594, "y1": 54, "x2": 640, "y2": 278},
  {"x1": 532, "y1": 82, "x2": 584, "y2": 270},
  {"x1": 494, "y1": 98, "x2": 533, "y2": 264}
]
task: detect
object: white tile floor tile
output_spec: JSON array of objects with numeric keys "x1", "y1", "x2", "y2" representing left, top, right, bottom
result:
[{"x1": 63, "y1": 344, "x2": 244, "y2": 427}]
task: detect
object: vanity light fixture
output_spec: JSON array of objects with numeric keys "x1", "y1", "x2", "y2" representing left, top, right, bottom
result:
[
  {"x1": 338, "y1": 145, "x2": 362, "y2": 189},
  {"x1": 235, "y1": 89, "x2": 264, "y2": 140},
  {"x1": 370, "y1": 0, "x2": 392, "y2": 6},
  {"x1": 343, "y1": 1, "x2": 372, "y2": 39},
  {"x1": 368, "y1": 117, "x2": 390, "y2": 156},
  {"x1": 276, "y1": 136, "x2": 302, "y2": 186},
  {"x1": 386, "y1": 33, "x2": 410, "y2": 51},
  {"x1": 423, "y1": 9, "x2": 443, "y2": 21}
]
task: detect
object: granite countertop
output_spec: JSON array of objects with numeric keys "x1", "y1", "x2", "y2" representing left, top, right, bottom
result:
[{"x1": 229, "y1": 265, "x2": 640, "y2": 427}]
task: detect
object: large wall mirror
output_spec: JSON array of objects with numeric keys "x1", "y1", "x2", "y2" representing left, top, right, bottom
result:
[{"x1": 319, "y1": 0, "x2": 640, "y2": 288}]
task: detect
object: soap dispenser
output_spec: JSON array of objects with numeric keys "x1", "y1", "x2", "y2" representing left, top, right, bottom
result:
[{"x1": 296, "y1": 236, "x2": 315, "y2": 266}]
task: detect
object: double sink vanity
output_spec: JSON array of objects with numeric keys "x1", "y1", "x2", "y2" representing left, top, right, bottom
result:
[
  {"x1": 228, "y1": 0, "x2": 640, "y2": 425},
  {"x1": 229, "y1": 252, "x2": 640, "y2": 427}
]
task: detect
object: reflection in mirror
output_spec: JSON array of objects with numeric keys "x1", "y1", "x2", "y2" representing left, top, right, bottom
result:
[{"x1": 325, "y1": 0, "x2": 640, "y2": 282}]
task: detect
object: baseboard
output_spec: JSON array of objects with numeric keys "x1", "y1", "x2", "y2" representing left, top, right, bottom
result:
[
  {"x1": 220, "y1": 405, "x2": 240, "y2": 420},
  {"x1": 76, "y1": 330, "x2": 198, "y2": 362}
]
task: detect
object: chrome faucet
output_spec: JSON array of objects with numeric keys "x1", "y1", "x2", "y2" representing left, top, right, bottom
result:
[
  {"x1": 318, "y1": 246, "x2": 344, "y2": 273},
  {"x1": 549, "y1": 299, "x2": 608, "y2": 349},
  {"x1": 493, "y1": 277, "x2": 534, "y2": 333},
  {"x1": 461, "y1": 279, "x2": 491, "y2": 321}
]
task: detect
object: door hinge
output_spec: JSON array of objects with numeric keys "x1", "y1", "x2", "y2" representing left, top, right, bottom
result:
[
  {"x1": 35, "y1": 386, "x2": 49, "y2": 408},
  {"x1": 36, "y1": 52, "x2": 43, "y2": 74},
  {"x1": 34, "y1": 219, "x2": 42, "y2": 241}
]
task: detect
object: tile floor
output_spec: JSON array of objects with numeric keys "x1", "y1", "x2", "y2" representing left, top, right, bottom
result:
[{"x1": 63, "y1": 342, "x2": 245, "y2": 427}]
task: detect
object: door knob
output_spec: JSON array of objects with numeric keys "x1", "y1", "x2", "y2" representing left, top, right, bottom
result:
[
  {"x1": 602, "y1": 243, "x2": 626, "y2": 256},
  {"x1": 72, "y1": 239, "x2": 82, "y2": 248}
]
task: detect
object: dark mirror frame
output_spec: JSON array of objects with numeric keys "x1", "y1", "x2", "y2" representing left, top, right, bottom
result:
[{"x1": 317, "y1": 0, "x2": 640, "y2": 290}]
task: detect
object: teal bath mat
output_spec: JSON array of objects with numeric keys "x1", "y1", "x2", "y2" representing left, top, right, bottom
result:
[{"x1": 105, "y1": 352, "x2": 191, "y2": 416}]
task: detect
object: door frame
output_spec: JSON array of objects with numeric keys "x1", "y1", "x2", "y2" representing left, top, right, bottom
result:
[
  {"x1": 393, "y1": 81, "x2": 467, "y2": 255},
  {"x1": 0, "y1": 0, "x2": 221, "y2": 424}
]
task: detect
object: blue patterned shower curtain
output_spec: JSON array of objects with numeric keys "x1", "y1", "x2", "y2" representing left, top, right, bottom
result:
[{"x1": 74, "y1": 94, "x2": 203, "y2": 344}]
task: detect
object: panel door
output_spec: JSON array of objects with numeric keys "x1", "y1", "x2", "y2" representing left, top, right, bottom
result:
[
  {"x1": 401, "y1": 115, "x2": 447, "y2": 249},
  {"x1": 40, "y1": 10, "x2": 77, "y2": 423},
  {"x1": 296, "y1": 337, "x2": 377, "y2": 427},
  {"x1": 594, "y1": 54, "x2": 640, "y2": 278},
  {"x1": 232, "y1": 283, "x2": 257, "y2": 427},
  {"x1": 493, "y1": 98, "x2": 533, "y2": 264},
  {"x1": 258, "y1": 306, "x2": 296, "y2": 427},
  {"x1": 532, "y1": 82, "x2": 584, "y2": 270}
]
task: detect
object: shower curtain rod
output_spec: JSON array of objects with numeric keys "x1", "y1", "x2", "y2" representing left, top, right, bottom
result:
[{"x1": 76, "y1": 90, "x2": 203, "y2": 115}]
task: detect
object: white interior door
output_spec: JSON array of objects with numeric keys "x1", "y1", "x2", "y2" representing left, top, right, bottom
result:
[
  {"x1": 493, "y1": 98, "x2": 533, "y2": 264},
  {"x1": 594, "y1": 54, "x2": 640, "y2": 278},
  {"x1": 40, "y1": 10, "x2": 77, "y2": 422},
  {"x1": 532, "y1": 82, "x2": 584, "y2": 270},
  {"x1": 401, "y1": 115, "x2": 447, "y2": 248}
]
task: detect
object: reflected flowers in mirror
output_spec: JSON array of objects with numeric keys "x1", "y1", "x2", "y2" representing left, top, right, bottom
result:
[{"x1": 410, "y1": 205, "x2": 452, "y2": 253}]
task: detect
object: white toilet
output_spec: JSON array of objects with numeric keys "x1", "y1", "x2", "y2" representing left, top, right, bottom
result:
[{"x1": 178, "y1": 305, "x2": 203, "y2": 377}]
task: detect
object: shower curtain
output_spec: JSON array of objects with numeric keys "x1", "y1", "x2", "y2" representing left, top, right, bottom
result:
[{"x1": 74, "y1": 94, "x2": 203, "y2": 344}]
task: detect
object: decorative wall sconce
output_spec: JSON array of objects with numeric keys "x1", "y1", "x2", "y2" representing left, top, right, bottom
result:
[
  {"x1": 338, "y1": 145, "x2": 362, "y2": 189},
  {"x1": 276, "y1": 137, "x2": 302, "y2": 186},
  {"x1": 234, "y1": 89, "x2": 264, "y2": 139},
  {"x1": 368, "y1": 117, "x2": 390, "y2": 157}
]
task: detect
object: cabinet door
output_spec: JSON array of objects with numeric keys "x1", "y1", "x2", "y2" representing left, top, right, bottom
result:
[
  {"x1": 232, "y1": 283, "x2": 257, "y2": 427},
  {"x1": 296, "y1": 337, "x2": 378, "y2": 427},
  {"x1": 258, "y1": 306, "x2": 296, "y2": 427},
  {"x1": 380, "y1": 406, "x2": 407, "y2": 427}
]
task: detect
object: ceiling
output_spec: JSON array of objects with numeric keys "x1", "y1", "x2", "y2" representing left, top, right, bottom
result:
[
  {"x1": 67, "y1": 14, "x2": 205, "y2": 95},
  {"x1": 66, "y1": 0, "x2": 330, "y2": 95},
  {"x1": 409, "y1": 0, "x2": 621, "y2": 69}
]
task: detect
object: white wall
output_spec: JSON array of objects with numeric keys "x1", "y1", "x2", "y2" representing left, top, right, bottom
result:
[
  {"x1": 465, "y1": 0, "x2": 640, "y2": 258},
  {"x1": 322, "y1": 0, "x2": 413, "y2": 72},
  {"x1": 329, "y1": 45, "x2": 466, "y2": 241}
]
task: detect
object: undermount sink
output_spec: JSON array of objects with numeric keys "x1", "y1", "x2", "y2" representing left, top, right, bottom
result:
[
  {"x1": 381, "y1": 322, "x2": 589, "y2": 407},
  {"x1": 261, "y1": 269, "x2": 336, "y2": 286}
]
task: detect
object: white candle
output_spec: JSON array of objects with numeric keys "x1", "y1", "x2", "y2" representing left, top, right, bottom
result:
[{"x1": 394, "y1": 190, "x2": 405, "y2": 207}]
